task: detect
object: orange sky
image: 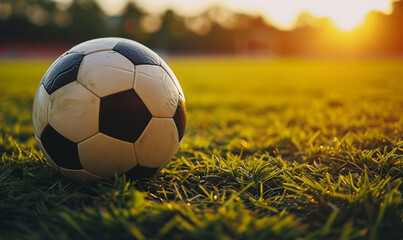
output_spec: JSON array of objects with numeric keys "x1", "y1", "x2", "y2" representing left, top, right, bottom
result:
[{"x1": 92, "y1": 0, "x2": 397, "y2": 32}]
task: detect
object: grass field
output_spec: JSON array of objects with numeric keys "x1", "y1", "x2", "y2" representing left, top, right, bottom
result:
[{"x1": 0, "y1": 57, "x2": 402, "y2": 239}]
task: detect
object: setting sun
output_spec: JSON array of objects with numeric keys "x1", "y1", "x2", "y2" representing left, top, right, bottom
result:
[
  {"x1": 303, "y1": 0, "x2": 394, "y2": 31},
  {"x1": 131, "y1": 0, "x2": 397, "y2": 32},
  {"x1": 219, "y1": 0, "x2": 395, "y2": 31}
]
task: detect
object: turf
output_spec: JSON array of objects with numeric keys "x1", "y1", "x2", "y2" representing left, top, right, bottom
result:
[{"x1": 0, "y1": 57, "x2": 402, "y2": 240}]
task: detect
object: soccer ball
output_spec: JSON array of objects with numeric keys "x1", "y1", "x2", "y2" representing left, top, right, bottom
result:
[{"x1": 32, "y1": 37, "x2": 186, "y2": 181}]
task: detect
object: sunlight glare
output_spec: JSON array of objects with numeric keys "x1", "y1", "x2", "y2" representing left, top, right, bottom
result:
[
  {"x1": 134, "y1": 0, "x2": 396, "y2": 31},
  {"x1": 305, "y1": 0, "x2": 394, "y2": 32},
  {"x1": 221, "y1": 0, "x2": 395, "y2": 31}
]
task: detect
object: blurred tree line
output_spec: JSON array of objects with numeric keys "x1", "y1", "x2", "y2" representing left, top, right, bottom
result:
[{"x1": 0, "y1": 0, "x2": 402, "y2": 56}]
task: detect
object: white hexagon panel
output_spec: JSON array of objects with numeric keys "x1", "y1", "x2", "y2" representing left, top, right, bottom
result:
[
  {"x1": 160, "y1": 58, "x2": 185, "y2": 98},
  {"x1": 77, "y1": 51, "x2": 135, "y2": 98},
  {"x1": 32, "y1": 84, "x2": 49, "y2": 138},
  {"x1": 78, "y1": 133, "x2": 137, "y2": 178},
  {"x1": 68, "y1": 37, "x2": 122, "y2": 55},
  {"x1": 59, "y1": 167, "x2": 102, "y2": 181},
  {"x1": 134, "y1": 65, "x2": 179, "y2": 118},
  {"x1": 48, "y1": 81, "x2": 100, "y2": 143},
  {"x1": 135, "y1": 118, "x2": 179, "y2": 168}
]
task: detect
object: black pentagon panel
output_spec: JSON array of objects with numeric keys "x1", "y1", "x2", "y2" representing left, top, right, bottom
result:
[
  {"x1": 113, "y1": 41, "x2": 160, "y2": 66},
  {"x1": 124, "y1": 165, "x2": 159, "y2": 179},
  {"x1": 100, "y1": 89, "x2": 152, "y2": 142},
  {"x1": 173, "y1": 98, "x2": 187, "y2": 141},
  {"x1": 42, "y1": 53, "x2": 84, "y2": 94},
  {"x1": 40, "y1": 124, "x2": 82, "y2": 170}
]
